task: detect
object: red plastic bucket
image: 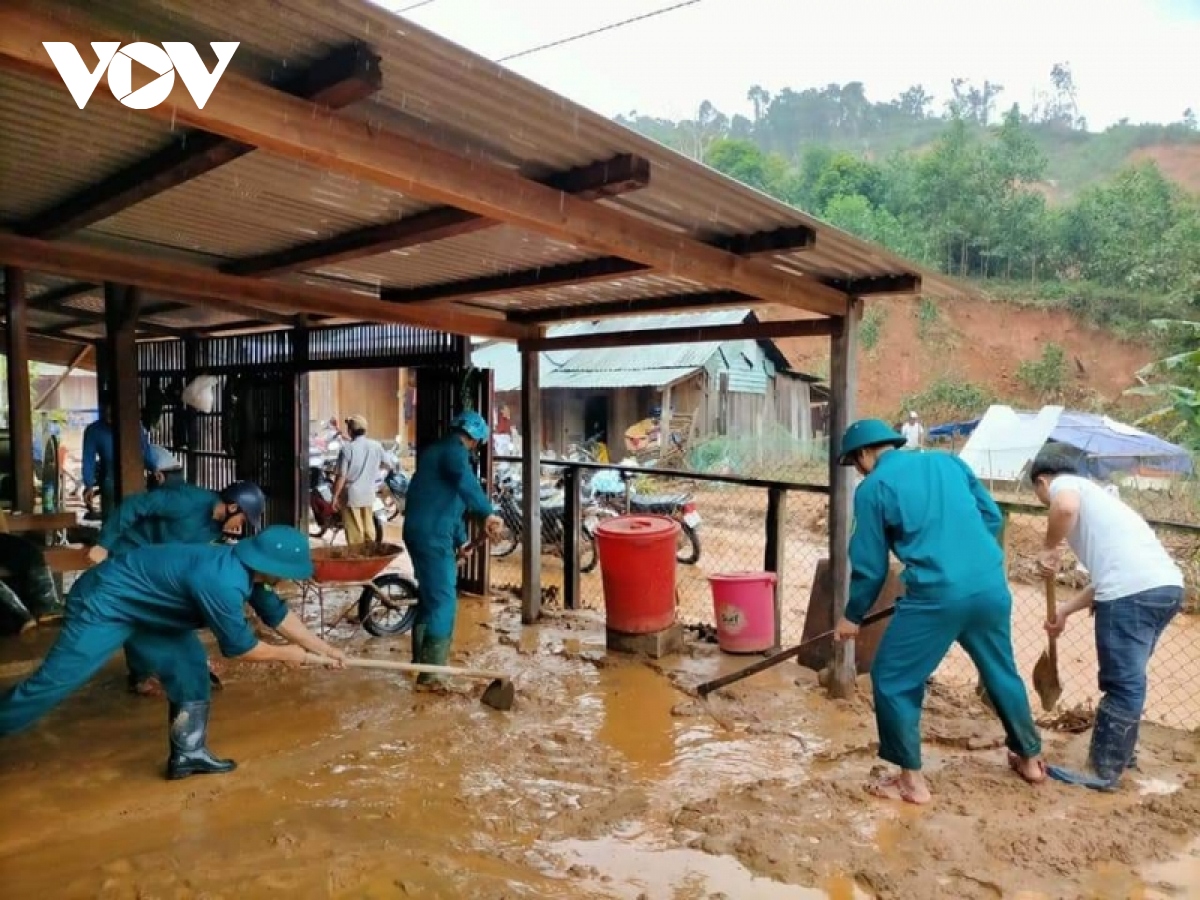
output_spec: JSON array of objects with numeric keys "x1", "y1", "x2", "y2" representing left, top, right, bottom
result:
[
  {"x1": 595, "y1": 515, "x2": 679, "y2": 634},
  {"x1": 708, "y1": 571, "x2": 778, "y2": 653}
]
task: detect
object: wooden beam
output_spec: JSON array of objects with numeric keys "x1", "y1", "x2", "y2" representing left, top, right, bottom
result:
[
  {"x1": 520, "y1": 347, "x2": 542, "y2": 624},
  {"x1": 826, "y1": 304, "x2": 861, "y2": 699},
  {"x1": 824, "y1": 273, "x2": 922, "y2": 296},
  {"x1": 508, "y1": 291, "x2": 755, "y2": 324},
  {"x1": 518, "y1": 319, "x2": 834, "y2": 353},
  {"x1": 385, "y1": 258, "x2": 648, "y2": 304},
  {"x1": 0, "y1": 235, "x2": 530, "y2": 341},
  {"x1": 4, "y1": 267, "x2": 35, "y2": 511},
  {"x1": 33, "y1": 343, "x2": 92, "y2": 408},
  {"x1": 223, "y1": 154, "x2": 651, "y2": 278},
  {"x1": 17, "y1": 42, "x2": 382, "y2": 239},
  {"x1": 384, "y1": 226, "x2": 814, "y2": 306},
  {"x1": 0, "y1": 5, "x2": 848, "y2": 317},
  {"x1": 710, "y1": 226, "x2": 815, "y2": 256},
  {"x1": 103, "y1": 283, "x2": 144, "y2": 501}
]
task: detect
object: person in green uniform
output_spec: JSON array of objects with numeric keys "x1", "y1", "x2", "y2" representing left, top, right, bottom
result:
[
  {"x1": 402, "y1": 411, "x2": 503, "y2": 686},
  {"x1": 832, "y1": 419, "x2": 1045, "y2": 804},
  {"x1": 0, "y1": 526, "x2": 345, "y2": 779},
  {"x1": 87, "y1": 463, "x2": 267, "y2": 696}
]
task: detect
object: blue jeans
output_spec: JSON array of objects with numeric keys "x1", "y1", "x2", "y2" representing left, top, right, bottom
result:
[{"x1": 1050, "y1": 584, "x2": 1183, "y2": 790}]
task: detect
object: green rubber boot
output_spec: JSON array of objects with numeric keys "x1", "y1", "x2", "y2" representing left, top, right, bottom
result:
[
  {"x1": 416, "y1": 636, "x2": 452, "y2": 688},
  {"x1": 410, "y1": 623, "x2": 427, "y2": 665}
]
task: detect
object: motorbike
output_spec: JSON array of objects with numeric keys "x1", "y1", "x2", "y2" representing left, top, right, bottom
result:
[
  {"x1": 587, "y1": 469, "x2": 702, "y2": 565},
  {"x1": 489, "y1": 471, "x2": 599, "y2": 573},
  {"x1": 308, "y1": 461, "x2": 386, "y2": 543}
]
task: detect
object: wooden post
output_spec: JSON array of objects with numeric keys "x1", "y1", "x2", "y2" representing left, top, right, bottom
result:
[
  {"x1": 763, "y1": 486, "x2": 788, "y2": 651},
  {"x1": 103, "y1": 283, "x2": 144, "y2": 500},
  {"x1": 293, "y1": 317, "x2": 310, "y2": 528},
  {"x1": 4, "y1": 267, "x2": 34, "y2": 512},
  {"x1": 659, "y1": 384, "x2": 672, "y2": 461},
  {"x1": 520, "y1": 347, "x2": 542, "y2": 624},
  {"x1": 827, "y1": 302, "x2": 861, "y2": 698},
  {"x1": 562, "y1": 465, "x2": 581, "y2": 611}
]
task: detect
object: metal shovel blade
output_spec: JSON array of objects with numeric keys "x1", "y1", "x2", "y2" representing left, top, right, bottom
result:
[
  {"x1": 480, "y1": 678, "x2": 515, "y2": 712},
  {"x1": 1032, "y1": 648, "x2": 1062, "y2": 712}
]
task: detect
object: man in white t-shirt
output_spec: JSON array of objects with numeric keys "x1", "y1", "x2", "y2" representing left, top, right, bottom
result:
[
  {"x1": 1031, "y1": 451, "x2": 1184, "y2": 790},
  {"x1": 900, "y1": 411, "x2": 924, "y2": 449}
]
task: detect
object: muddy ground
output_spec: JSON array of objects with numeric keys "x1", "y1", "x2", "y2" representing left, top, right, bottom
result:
[{"x1": 2, "y1": 591, "x2": 1198, "y2": 900}]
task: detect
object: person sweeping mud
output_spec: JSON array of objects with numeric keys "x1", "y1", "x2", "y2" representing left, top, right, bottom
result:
[
  {"x1": 402, "y1": 411, "x2": 503, "y2": 688},
  {"x1": 87, "y1": 462, "x2": 267, "y2": 696},
  {"x1": 833, "y1": 419, "x2": 1045, "y2": 804},
  {"x1": 0, "y1": 526, "x2": 345, "y2": 779},
  {"x1": 1031, "y1": 451, "x2": 1184, "y2": 791}
]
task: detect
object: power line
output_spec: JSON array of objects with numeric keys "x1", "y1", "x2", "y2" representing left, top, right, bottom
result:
[
  {"x1": 497, "y1": 0, "x2": 704, "y2": 63},
  {"x1": 395, "y1": 0, "x2": 437, "y2": 13}
]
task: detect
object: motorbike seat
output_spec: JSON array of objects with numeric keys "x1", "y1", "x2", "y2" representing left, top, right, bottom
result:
[{"x1": 629, "y1": 493, "x2": 689, "y2": 510}]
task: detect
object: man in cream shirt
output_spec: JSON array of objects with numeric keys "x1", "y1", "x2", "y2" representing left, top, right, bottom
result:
[{"x1": 1032, "y1": 451, "x2": 1184, "y2": 790}]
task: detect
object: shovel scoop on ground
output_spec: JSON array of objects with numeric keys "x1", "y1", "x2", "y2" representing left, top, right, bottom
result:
[
  {"x1": 1031, "y1": 576, "x2": 1063, "y2": 712},
  {"x1": 306, "y1": 654, "x2": 515, "y2": 711}
]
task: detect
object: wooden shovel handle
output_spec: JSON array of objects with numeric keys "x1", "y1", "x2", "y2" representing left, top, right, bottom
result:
[
  {"x1": 305, "y1": 653, "x2": 506, "y2": 682},
  {"x1": 1044, "y1": 577, "x2": 1058, "y2": 662}
]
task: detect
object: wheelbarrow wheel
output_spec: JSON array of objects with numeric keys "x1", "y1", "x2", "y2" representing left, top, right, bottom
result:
[{"x1": 359, "y1": 573, "x2": 419, "y2": 637}]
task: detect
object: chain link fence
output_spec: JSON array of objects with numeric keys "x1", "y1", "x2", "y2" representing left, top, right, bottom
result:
[
  {"x1": 488, "y1": 438, "x2": 1200, "y2": 731},
  {"x1": 487, "y1": 450, "x2": 829, "y2": 647}
]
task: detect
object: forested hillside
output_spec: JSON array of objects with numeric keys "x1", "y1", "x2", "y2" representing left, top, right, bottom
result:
[{"x1": 616, "y1": 66, "x2": 1200, "y2": 427}]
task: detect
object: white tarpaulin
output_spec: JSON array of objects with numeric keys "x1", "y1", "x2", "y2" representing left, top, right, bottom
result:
[{"x1": 960, "y1": 405, "x2": 1065, "y2": 482}]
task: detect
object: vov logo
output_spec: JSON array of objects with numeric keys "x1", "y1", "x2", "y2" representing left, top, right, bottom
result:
[{"x1": 43, "y1": 41, "x2": 240, "y2": 110}]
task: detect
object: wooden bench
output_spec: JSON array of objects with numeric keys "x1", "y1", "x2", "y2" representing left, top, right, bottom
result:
[
  {"x1": 0, "y1": 546, "x2": 93, "y2": 579},
  {"x1": 0, "y1": 512, "x2": 77, "y2": 534}
]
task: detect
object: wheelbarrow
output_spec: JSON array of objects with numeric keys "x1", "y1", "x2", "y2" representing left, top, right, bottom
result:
[{"x1": 299, "y1": 543, "x2": 418, "y2": 637}]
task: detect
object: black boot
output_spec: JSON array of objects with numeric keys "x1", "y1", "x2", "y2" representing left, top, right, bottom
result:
[{"x1": 166, "y1": 701, "x2": 236, "y2": 780}]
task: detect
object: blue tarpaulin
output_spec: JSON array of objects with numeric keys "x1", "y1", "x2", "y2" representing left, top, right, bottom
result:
[{"x1": 929, "y1": 410, "x2": 1192, "y2": 479}]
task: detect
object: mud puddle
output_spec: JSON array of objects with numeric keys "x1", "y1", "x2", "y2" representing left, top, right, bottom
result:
[
  {"x1": 2, "y1": 600, "x2": 1199, "y2": 899},
  {"x1": 540, "y1": 833, "x2": 871, "y2": 899}
]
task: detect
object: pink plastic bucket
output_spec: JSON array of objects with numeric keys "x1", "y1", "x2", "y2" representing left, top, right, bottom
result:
[{"x1": 708, "y1": 571, "x2": 778, "y2": 654}]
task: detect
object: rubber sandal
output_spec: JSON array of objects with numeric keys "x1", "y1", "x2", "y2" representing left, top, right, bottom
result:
[{"x1": 1007, "y1": 751, "x2": 1047, "y2": 785}]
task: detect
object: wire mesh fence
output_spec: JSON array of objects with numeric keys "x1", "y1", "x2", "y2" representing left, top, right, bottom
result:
[
  {"x1": 486, "y1": 458, "x2": 828, "y2": 647},
  {"x1": 929, "y1": 506, "x2": 1200, "y2": 730},
  {"x1": 486, "y1": 441, "x2": 1200, "y2": 731}
]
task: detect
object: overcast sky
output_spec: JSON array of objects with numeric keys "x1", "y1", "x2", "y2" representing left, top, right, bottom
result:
[{"x1": 381, "y1": 0, "x2": 1199, "y2": 130}]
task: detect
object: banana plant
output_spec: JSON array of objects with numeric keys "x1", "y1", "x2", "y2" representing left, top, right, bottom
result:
[{"x1": 1126, "y1": 319, "x2": 1200, "y2": 447}]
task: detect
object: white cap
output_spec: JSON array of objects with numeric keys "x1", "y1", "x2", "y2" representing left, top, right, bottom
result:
[{"x1": 908, "y1": 411, "x2": 918, "y2": 419}]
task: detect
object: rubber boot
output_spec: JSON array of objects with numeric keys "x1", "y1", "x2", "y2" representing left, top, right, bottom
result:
[
  {"x1": 1047, "y1": 700, "x2": 1138, "y2": 791},
  {"x1": 416, "y1": 636, "x2": 452, "y2": 688},
  {"x1": 166, "y1": 701, "x2": 237, "y2": 780},
  {"x1": 411, "y1": 623, "x2": 427, "y2": 666}
]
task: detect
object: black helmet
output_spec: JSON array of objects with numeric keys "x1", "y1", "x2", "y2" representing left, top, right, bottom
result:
[{"x1": 219, "y1": 481, "x2": 266, "y2": 535}]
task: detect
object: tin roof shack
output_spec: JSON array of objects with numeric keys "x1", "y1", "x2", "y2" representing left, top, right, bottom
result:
[{"x1": 473, "y1": 310, "x2": 825, "y2": 463}]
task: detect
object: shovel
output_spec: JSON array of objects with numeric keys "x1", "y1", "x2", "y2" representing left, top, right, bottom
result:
[
  {"x1": 696, "y1": 605, "x2": 897, "y2": 698},
  {"x1": 1032, "y1": 576, "x2": 1063, "y2": 712},
  {"x1": 306, "y1": 653, "x2": 515, "y2": 711}
]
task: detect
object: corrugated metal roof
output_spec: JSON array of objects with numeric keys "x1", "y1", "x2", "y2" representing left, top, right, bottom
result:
[
  {"x1": 472, "y1": 308, "x2": 817, "y2": 392},
  {"x1": 0, "y1": 0, "x2": 962, "y2": 340}
]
